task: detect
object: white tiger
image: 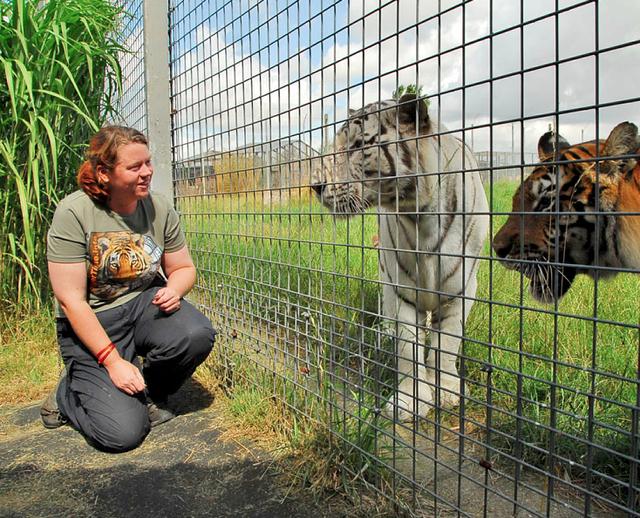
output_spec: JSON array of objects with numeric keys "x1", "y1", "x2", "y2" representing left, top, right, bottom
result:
[{"x1": 312, "y1": 94, "x2": 489, "y2": 421}]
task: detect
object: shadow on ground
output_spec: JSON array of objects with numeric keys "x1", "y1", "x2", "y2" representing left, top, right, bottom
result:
[{"x1": 0, "y1": 379, "x2": 345, "y2": 518}]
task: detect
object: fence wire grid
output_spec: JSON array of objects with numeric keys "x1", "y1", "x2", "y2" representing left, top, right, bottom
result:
[
  {"x1": 127, "y1": 1, "x2": 640, "y2": 516},
  {"x1": 112, "y1": 0, "x2": 147, "y2": 132}
]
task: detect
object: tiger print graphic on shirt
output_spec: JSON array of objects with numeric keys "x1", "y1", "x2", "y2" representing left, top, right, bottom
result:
[
  {"x1": 312, "y1": 94, "x2": 489, "y2": 421},
  {"x1": 89, "y1": 231, "x2": 162, "y2": 300}
]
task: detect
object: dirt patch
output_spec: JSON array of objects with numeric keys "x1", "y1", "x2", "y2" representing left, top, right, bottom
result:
[{"x1": 0, "y1": 379, "x2": 354, "y2": 518}]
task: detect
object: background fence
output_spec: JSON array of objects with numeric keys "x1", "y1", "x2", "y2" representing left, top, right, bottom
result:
[
  {"x1": 118, "y1": 1, "x2": 640, "y2": 516},
  {"x1": 112, "y1": 0, "x2": 147, "y2": 132}
]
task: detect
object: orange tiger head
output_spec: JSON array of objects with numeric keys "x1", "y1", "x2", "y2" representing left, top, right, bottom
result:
[
  {"x1": 96, "y1": 234, "x2": 149, "y2": 283},
  {"x1": 492, "y1": 122, "x2": 639, "y2": 303}
]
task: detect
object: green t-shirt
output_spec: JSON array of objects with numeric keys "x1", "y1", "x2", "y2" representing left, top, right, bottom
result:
[{"x1": 47, "y1": 190, "x2": 186, "y2": 316}]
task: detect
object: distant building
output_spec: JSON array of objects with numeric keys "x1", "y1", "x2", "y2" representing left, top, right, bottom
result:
[
  {"x1": 474, "y1": 151, "x2": 537, "y2": 184},
  {"x1": 174, "y1": 140, "x2": 321, "y2": 199},
  {"x1": 174, "y1": 146, "x2": 536, "y2": 197}
]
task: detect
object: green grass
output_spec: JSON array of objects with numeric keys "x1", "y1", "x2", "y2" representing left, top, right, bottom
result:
[
  {"x1": 0, "y1": 308, "x2": 60, "y2": 404},
  {"x1": 181, "y1": 182, "x2": 640, "y2": 498}
]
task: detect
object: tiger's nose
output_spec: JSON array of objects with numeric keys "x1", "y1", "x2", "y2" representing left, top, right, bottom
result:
[
  {"x1": 311, "y1": 182, "x2": 326, "y2": 196},
  {"x1": 492, "y1": 238, "x2": 512, "y2": 259},
  {"x1": 492, "y1": 228, "x2": 515, "y2": 259}
]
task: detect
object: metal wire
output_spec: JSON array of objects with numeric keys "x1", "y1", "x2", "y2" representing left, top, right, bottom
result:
[
  {"x1": 115, "y1": 1, "x2": 640, "y2": 515},
  {"x1": 111, "y1": 0, "x2": 147, "y2": 132}
]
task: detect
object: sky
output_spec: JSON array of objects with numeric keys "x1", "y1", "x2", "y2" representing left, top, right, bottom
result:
[{"x1": 119, "y1": 0, "x2": 640, "y2": 161}]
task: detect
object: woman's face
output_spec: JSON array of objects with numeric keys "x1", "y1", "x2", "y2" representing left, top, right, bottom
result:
[{"x1": 105, "y1": 143, "x2": 153, "y2": 203}]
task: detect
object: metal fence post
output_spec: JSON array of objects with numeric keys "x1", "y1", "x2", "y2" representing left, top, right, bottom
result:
[{"x1": 143, "y1": 0, "x2": 173, "y2": 201}]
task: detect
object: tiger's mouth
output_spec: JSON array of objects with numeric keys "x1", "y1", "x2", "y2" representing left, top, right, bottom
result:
[
  {"x1": 507, "y1": 257, "x2": 576, "y2": 303},
  {"x1": 316, "y1": 191, "x2": 370, "y2": 217}
]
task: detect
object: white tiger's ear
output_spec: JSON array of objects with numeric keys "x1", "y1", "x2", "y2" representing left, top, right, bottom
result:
[
  {"x1": 397, "y1": 93, "x2": 429, "y2": 132},
  {"x1": 348, "y1": 108, "x2": 357, "y2": 117},
  {"x1": 97, "y1": 236, "x2": 111, "y2": 255},
  {"x1": 600, "y1": 121, "x2": 638, "y2": 176},
  {"x1": 537, "y1": 131, "x2": 571, "y2": 161}
]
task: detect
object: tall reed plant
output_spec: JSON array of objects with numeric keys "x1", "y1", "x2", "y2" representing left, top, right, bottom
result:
[{"x1": 0, "y1": 0, "x2": 123, "y2": 309}]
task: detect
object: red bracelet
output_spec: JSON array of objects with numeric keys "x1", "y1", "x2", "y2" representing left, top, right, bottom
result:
[
  {"x1": 96, "y1": 342, "x2": 114, "y2": 359},
  {"x1": 97, "y1": 343, "x2": 115, "y2": 364},
  {"x1": 97, "y1": 342, "x2": 116, "y2": 365}
]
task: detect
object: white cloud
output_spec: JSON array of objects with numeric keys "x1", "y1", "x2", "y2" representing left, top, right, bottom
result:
[
  {"x1": 309, "y1": 0, "x2": 640, "y2": 155},
  {"x1": 172, "y1": 24, "x2": 314, "y2": 159},
  {"x1": 168, "y1": 0, "x2": 640, "y2": 160}
]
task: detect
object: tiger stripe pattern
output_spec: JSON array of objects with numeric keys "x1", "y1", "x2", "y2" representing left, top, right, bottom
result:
[
  {"x1": 89, "y1": 231, "x2": 158, "y2": 299},
  {"x1": 312, "y1": 94, "x2": 489, "y2": 421},
  {"x1": 492, "y1": 121, "x2": 640, "y2": 303}
]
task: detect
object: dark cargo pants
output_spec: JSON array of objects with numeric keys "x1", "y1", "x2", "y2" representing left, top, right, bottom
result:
[{"x1": 55, "y1": 286, "x2": 216, "y2": 453}]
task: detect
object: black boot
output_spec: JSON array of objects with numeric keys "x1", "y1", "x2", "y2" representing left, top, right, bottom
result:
[
  {"x1": 147, "y1": 396, "x2": 175, "y2": 428},
  {"x1": 40, "y1": 368, "x2": 68, "y2": 429}
]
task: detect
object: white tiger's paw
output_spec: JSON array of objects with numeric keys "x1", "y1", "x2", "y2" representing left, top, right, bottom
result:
[
  {"x1": 429, "y1": 374, "x2": 463, "y2": 410},
  {"x1": 383, "y1": 382, "x2": 434, "y2": 422}
]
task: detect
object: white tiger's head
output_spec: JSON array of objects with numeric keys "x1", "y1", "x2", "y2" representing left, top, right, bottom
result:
[{"x1": 311, "y1": 94, "x2": 430, "y2": 214}]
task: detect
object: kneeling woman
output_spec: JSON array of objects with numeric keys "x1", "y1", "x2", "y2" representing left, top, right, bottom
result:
[{"x1": 41, "y1": 126, "x2": 216, "y2": 453}]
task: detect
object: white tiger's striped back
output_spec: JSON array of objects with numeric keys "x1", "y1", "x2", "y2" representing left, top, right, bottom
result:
[{"x1": 379, "y1": 122, "x2": 488, "y2": 313}]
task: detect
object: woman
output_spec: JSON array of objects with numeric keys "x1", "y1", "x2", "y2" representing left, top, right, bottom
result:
[{"x1": 41, "y1": 126, "x2": 215, "y2": 453}]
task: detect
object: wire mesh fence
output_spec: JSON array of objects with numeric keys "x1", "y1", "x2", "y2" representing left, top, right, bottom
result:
[
  {"x1": 111, "y1": 0, "x2": 147, "y2": 132},
  {"x1": 123, "y1": 1, "x2": 640, "y2": 515}
]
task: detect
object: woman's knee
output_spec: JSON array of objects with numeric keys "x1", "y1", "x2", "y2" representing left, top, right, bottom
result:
[
  {"x1": 186, "y1": 323, "x2": 216, "y2": 360},
  {"x1": 89, "y1": 406, "x2": 150, "y2": 453}
]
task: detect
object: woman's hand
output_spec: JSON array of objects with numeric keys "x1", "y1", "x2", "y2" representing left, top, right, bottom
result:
[
  {"x1": 152, "y1": 286, "x2": 181, "y2": 313},
  {"x1": 159, "y1": 247, "x2": 196, "y2": 313},
  {"x1": 103, "y1": 356, "x2": 147, "y2": 395}
]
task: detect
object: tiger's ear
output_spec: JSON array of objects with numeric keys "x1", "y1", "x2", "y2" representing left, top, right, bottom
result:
[
  {"x1": 97, "y1": 236, "x2": 111, "y2": 255},
  {"x1": 397, "y1": 93, "x2": 429, "y2": 132},
  {"x1": 537, "y1": 131, "x2": 571, "y2": 161},
  {"x1": 600, "y1": 121, "x2": 638, "y2": 176}
]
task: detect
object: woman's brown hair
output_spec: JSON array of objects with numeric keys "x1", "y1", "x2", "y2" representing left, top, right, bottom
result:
[{"x1": 77, "y1": 126, "x2": 149, "y2": 204}]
